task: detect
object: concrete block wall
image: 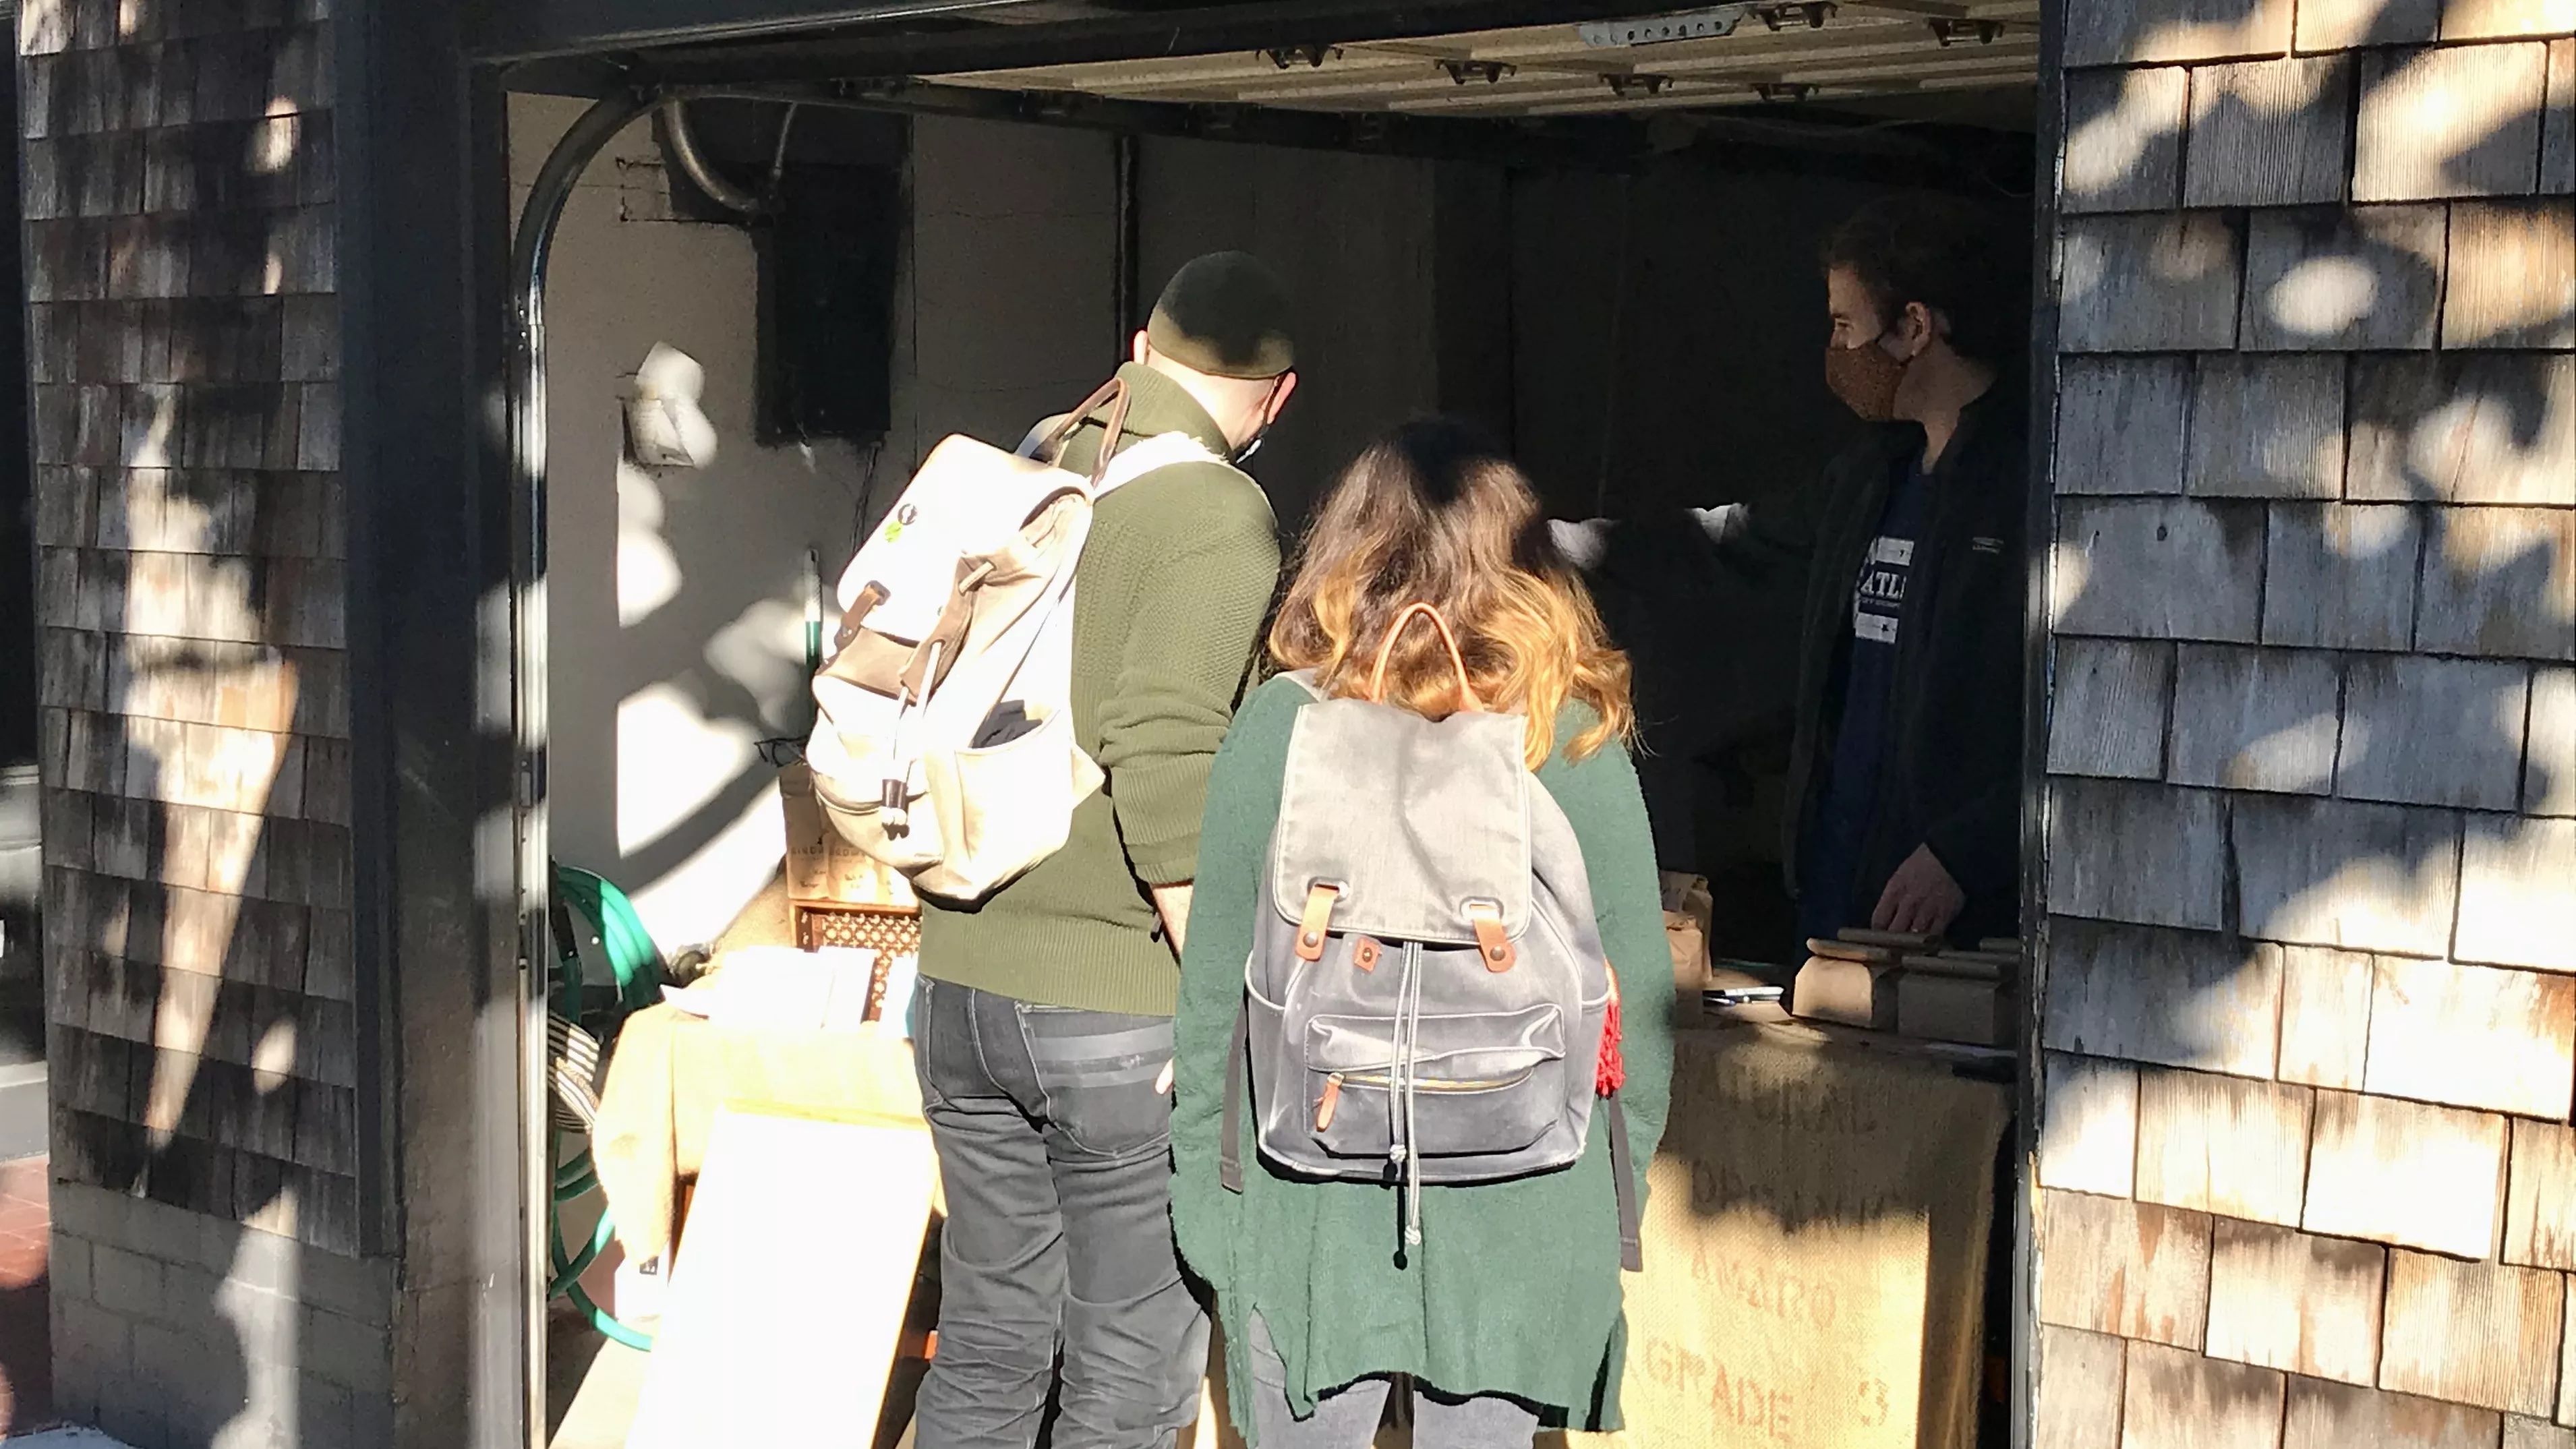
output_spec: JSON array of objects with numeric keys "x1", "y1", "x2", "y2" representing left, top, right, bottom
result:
[
  {"x1": 2041, "y1": 1, "x2": 2576, "y2": 1442},
  {"x1": 51, "y1": 1180, "x2": 389, "y2": 1446}
]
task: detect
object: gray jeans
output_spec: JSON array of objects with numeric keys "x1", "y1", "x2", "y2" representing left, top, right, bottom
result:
[
  {"x1": 910, "y1": 978, "x2": 1208, "y2": 1449},
  {"x1": 1243, "y1": 1315, "x2": 1540, "y2": 1449}
]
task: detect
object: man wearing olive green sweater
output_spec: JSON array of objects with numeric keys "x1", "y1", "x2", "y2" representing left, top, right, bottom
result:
[{"x1": 908, "y1": 253, "x2": 1293, "y2": 1449}]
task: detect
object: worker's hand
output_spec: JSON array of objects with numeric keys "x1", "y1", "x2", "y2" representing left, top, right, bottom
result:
[{"x1": 1872, "y1": 844, "x2": 1966, "y2": 937}]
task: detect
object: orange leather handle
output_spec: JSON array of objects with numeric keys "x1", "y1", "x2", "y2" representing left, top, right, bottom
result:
[{"x1": 1368, "y1": 603, "x2": 1484, "y2": 712}]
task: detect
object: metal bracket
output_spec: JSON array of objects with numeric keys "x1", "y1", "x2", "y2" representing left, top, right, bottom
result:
[
  {"x1": 1437, "y1": 57, "x2": 1515, "y2": 85},
  {"x1": 1757, "y1": 1, "x2": 1835, "y2": 30},
  {"x1": 1263, "y1": 43, "x2": 1336, "y2": 69},
  {"x1": 1929, "y1": 18, "x2": 2005, "y2": 45},
  {"x1": 1754, "y1": 81, "x2": 1819, "y2": 102},
  {"x1": 1604, "y1": 72, "x2": 1672, "y2": 98}
]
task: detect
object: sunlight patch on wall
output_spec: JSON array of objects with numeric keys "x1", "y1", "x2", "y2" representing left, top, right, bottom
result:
[
  {"x1": 2227, "y1": 713, "x2": 2341, "y2": 793},
  {"x1": 2319, "y1": 500, "x2": 2417, "y2": 558},
  {"x1": 116, "y1": 465, "x2": 297, "y2": 1154},
  {"x1": 2047, "y1": 538, "x2": 2095, "y2": 626},
  {"x1": 617, "y1": 461, "x2": 684, "y2": 627},
  {"x1": 629, "y1": 783, "x2": 791, "y2": 952},
  {"x1": 2266, "y1": 257, "x2": 2380, "y2": 338},
  {"x1": 705, "y1": 597, "x2": 816, "y2": 733},
  {"x1": 616, "y1": 682, "x2": 759, "y2": 857}
]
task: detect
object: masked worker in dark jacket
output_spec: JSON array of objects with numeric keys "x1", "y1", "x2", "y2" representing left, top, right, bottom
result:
[{"x1": 1785, "y1": 195, "x2": 2028, "y2": 946}]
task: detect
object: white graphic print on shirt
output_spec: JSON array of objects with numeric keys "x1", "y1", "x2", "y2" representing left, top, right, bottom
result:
[{"x1": 1852, "y1": 535, "x2": 1914, "y2": 645}]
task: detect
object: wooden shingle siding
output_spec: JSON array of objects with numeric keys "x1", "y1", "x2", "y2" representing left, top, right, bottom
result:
[
  {"x1": 2504, "y1": 1119, "x2": 2576, "y2": 1269},
  {"x1": 2166, "y1": 643, "x2": 2342, "y2": 794},
  {"x1": 2455, "y1": 816, "x2": 2576, "y2": 970},
  {"x1": 2302, "y1": 1090, "x2": 2509, "y2": 1259},
  {"x1": 2443, "y1": 201, "x2": 2576, "y2": 348},
  {"x1": 2259, "y1": 504, "x2": 2424, "y2": 653},
  {"x1": 2039, "y1": 1326, "x2": 2130, "y2": 1449},
  {"x1": 2544, "y1": 40, "x2": 2575, "y2": 192},
  {"x1": 2066, "y1": 67, "x2": 2190, "y2": 212},
  {"x1": 2529, "y1": 668, "x2": 2576, "y2": 815},
  {"x1": 2278, "y1": 945, "x2": 2377, "y2": 1091},
  {"x1": 2337, "y1": 655, "x2": 2532, "y2": 810},
  {"x1": 2441, "y1": 0, "x2": 2576, "y2": 41},
  {"x1": 2241, "y1": 206, "x2": 2447, "y2": 351},
  {"x1": 2056, "y1": 355, "x2": 2190, "y2": 496},
  {"x1": 2047, "y1": 777, "x2": 2231, "y2": 929},
  {"x1": 2414, "y1": 508, "x2": 2576, "y2": 661},
  {"x1": 2049, "y1": 638, "x2": 2175, "y2": 779},
  {"x1": 2044, "y1": 918, "x2": 2285, "y2": 1078},
  {"x1": 2301, "y1": 0, "x2": 2444, "y2": 50},
  {"x1": 23, "y1": 3, "x2": 357, "y2": 1248},
  {"x1": 2345, "y1": 353, "x2": 2575, "y2": 507},
  {"x1": 2059, "y1": 212, "x2": 2248, "y2": 353},
  {"x1": 2380, "y1": 1250, "x2": 2565, "y2": 1415},
  {"x1": 2186, "y1": 355, "x2": 2348, "y2": 498},
  {"x1": 2362, "y1": 956, "x2": 2576, "y2": 1117},
  {"x1": 2355, "y1": 45, "x2": 2554, "y2": 202},
  {"x1": 2044, "y1": 4, "x2": 2576, "y2": 1434},
  {"x1": 2185, "y1": 58, "x2": 2356, "y2": 208},
  {"x1": 2281, "y1": 1376, "x2": 2503, "y2": 1449},
  {"x1": 2119, "y1": 1340, "x2": 2287, "y2": 1449},
  {"x1": 2230, "y1": 795, "x2": 2462, "y2": 957},
  {"x1": 2053, "y1": 498, "x2": 2268, "y2": 643},
  {"x1": 2066, "y1": 0, "x2": 2295, "y2": 68},
  {"x1": 2038, "y1": 1189, "x2": 2217, "y2": 1349},
  {"x1": 2204, "y1": 1217, "x2": 2387, "y2": 1385},
  {"x1": 2041, "y1": 1051, "x2": 2144, "y2": 1197},
  {"x1": 2134, "y1": 1068, "x2": 2316, "y2": 1225}
]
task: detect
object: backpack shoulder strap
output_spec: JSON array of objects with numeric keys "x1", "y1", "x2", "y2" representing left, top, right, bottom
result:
[
  {"x1": 1606, "y1": 1090, "x2": 1643, "y2": 1271},
  {"x1": 1094, "y1": 431, "x2": 1225, "y2": 498},
  {"x1": 1220, "y1": 1000, "x2": 1250, "y2": 1195}
]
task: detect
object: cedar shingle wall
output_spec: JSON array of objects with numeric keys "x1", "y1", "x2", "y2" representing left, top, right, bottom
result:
[
  {"x1": 2043, "y1": 2, "x2": 2576, "y2": 1441},
  {"x1": 19, "y1": 0, "x2": 356, "y2": 1256}
]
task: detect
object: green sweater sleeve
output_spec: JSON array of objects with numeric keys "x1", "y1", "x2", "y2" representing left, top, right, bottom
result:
[
  {"x1": 1171, "y1": 675, "x2": 1304, "y2": 1280},
  {"x1": 1096, "y1": 465, "x2": 1283, "y2": 887},
  {"x1": 1535, "y1": 732, "x2": 1676, "y2": 1204}
]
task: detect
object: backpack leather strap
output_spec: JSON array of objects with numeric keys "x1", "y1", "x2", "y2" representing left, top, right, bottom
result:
[
  {"x1": 1220, "y1": 1001, "x2": 1250, "y2": 1195},
  {"x1": 1606, "y1": 1089, "x2": 1643, "y2": 1272},
  {"x1": 1036, "y1": 379, "x2": 1136, "y2": 490},
  {"x1": 1369, "y1": 602, "x2": 1484, "y2": 712}
]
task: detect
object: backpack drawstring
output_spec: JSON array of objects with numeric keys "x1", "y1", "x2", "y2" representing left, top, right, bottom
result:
[{"x1": 1393, "y1": 939, "x2": 1426, "y2": 1250}]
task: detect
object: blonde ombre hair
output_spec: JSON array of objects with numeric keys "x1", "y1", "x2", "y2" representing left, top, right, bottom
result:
[{"x1": 1268, "y1": 418, "x2": 1635, "y2": 769}]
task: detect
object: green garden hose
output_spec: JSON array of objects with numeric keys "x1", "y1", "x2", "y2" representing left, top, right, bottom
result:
[{"x1": 549, "y1": 862, "x2": 667, "y2": 1353}]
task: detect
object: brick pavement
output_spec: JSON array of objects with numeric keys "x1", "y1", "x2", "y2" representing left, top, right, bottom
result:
[{"x1": 0, "y1": 1156, "x2": 53, "y2": 1436}]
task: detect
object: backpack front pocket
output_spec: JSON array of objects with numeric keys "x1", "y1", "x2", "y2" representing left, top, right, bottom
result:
[{"x1": 1302, "y1": 1005, "x2": 1565, "y2": 1165}]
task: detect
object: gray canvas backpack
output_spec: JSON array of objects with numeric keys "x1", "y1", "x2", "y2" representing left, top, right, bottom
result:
[{"x1": 1220, "y1": 605, "x2": 1642, "y2": 1268}]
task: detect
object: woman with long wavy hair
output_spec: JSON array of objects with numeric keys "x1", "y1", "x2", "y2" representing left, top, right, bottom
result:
[{"x1": 1169, "y1": 418, "x2": 1673, "y2": 1446}]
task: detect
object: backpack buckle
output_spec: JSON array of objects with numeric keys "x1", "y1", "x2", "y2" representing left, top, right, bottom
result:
[
  {"x1": 1465, "y1": 901, "x2": 1514, "y2": 972},
  {"x1": 1296, "y1": 883, "x2": 1341, "y2": 962}
]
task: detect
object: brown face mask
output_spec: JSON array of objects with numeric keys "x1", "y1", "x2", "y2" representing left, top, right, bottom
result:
[{"x1": 1825, "y1": 338, "x2": 1908, "y2": 422}]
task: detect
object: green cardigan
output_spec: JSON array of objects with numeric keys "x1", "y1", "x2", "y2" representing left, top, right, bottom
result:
[{"x1": 1171, "y1": 676, "x2": 1675, "y2": 1440}]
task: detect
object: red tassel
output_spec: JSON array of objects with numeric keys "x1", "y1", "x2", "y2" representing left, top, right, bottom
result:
[{"x1": 1596, "y1": 962, "x2": 1625, "y2": 1096}]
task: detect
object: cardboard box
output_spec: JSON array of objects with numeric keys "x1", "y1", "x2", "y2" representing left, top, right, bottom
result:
[
  {"x1": 780, "y1": 763, "x2": 918, "y2": 912},
  {"x1": 1897, "y1": 974, "x2": 2014, "y2": 1047},
  {"x1": 1793, "y1": 955, "x2": 1903, "y2": 1031}
]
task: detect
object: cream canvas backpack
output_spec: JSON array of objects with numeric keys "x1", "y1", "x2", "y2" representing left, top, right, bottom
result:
[{"x1": 804, "y1": 380, "x2": 1218, "y2": 902}]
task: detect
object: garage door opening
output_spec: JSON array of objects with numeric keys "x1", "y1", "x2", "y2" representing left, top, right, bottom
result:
[{"x1": 505, "y1": 5, "x2": 2043, "y2": 1444}]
